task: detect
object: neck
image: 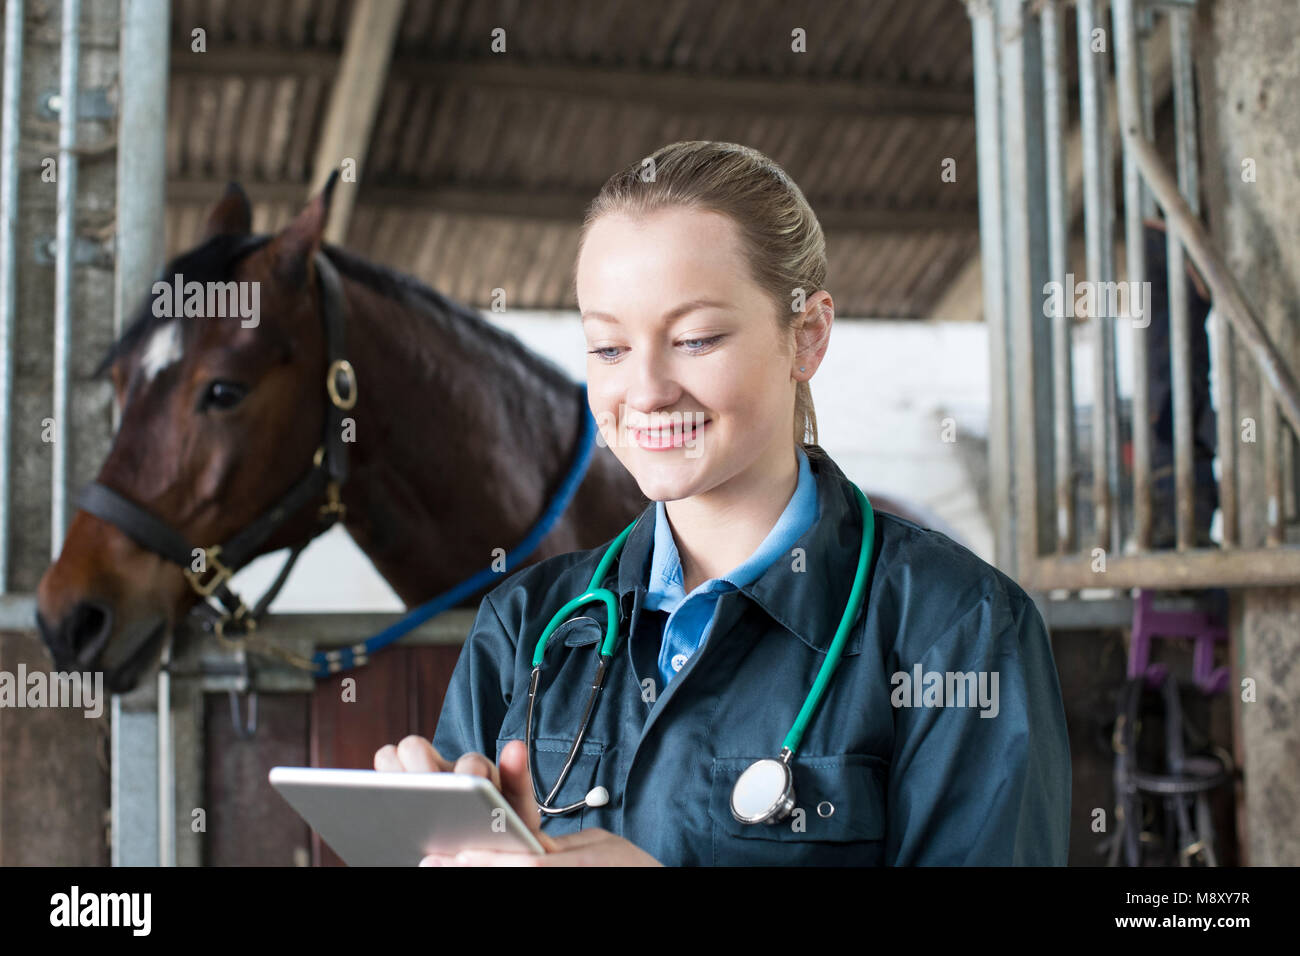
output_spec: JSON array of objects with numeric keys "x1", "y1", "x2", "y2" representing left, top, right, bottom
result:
[
  {"x1": 327, "y1": 267, "x2": 605, "y2": 606},
  {"x1": 665, "y1": 442, "x2": 800, "y2": 593}
]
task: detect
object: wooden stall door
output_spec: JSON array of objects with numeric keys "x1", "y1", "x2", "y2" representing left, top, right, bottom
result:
[{"x1": 309, "y1": 645, "x2": 463, "y2": 866}]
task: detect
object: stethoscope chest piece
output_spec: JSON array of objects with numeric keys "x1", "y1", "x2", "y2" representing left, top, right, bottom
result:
[{"x1": 730, "y1": 757, "x2": 795, "y2": 825}]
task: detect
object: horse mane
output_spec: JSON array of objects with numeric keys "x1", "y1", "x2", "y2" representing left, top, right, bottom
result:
[{"x1": 94, "y1": 234, "x2": 579, "y2": 396}]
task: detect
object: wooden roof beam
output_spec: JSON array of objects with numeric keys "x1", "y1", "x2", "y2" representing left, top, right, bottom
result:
[
  {"x1": 174, "y1": 50, "x2": 975, "y2": 118},
  {"x1": 168, "y1": 179, "x2": 979, "y2": 235},
  {"x1": 309, "y1": 0, "x2": 406, "y2": 243}
]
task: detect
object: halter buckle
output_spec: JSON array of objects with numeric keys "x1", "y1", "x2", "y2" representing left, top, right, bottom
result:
[
  {"x1": 319, "y1": 480, "x2": 346, "y2": 522},
  {"x1": 326, "y1": 359, "x2": 358, "y2": 410},
  {"x1": 184, "y1": 545, "x2": 234, "y2": 598},
  {"x1": 213, "y1": 601, "x2": 257, "y2": 644}
]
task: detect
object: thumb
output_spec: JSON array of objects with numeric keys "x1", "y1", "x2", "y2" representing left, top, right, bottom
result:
[{"x1": 499, "y1": 739, "x2": 560, "y2": 852}]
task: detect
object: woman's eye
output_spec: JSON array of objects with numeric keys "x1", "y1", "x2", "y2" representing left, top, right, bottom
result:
[
  {"x1": 200, "y1": 380, "x2": 248, "y2": 411},
  {"x1": 587, "y1": 336, "x2": 723, "y2": 363},
  {"x1": 680, "y1": 335, "x2": 723, "y2": 352}
]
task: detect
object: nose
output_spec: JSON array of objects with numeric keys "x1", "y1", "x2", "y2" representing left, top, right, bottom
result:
[
  {"x1": 36, "y1": 599, "x2": 113, "y2": 670},
  {"x1": 623, "y1": 347, "x2": 679, "y2": 418}
]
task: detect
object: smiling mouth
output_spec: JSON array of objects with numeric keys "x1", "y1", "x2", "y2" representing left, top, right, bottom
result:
[{"x1": 632, "y1": 419, "x2": 711, "y2": 449}]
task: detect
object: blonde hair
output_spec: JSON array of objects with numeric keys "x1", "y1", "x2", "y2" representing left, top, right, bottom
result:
[{"x1": 576, "y1": 141, "x2": 826, "y2": 455}]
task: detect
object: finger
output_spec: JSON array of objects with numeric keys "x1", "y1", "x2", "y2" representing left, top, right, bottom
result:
[
  {"x1": 452, "y1": 751, "x2": 500, "y2": 790},
  {"x1": 373, "y1": 744, "x2": 402, "y2": 772},
  {"x1": 394, "y1": 735, "x2": 450, "y2": 773},
  {"x1": 548, "y1": 827, "x2": 612, "y2": 851},
  {"x1": 450, "y1": 849, "x2": 544, "y2": 867},
  {"x1": 496, "y1": 739, "x2": 545, "y2": 836}
]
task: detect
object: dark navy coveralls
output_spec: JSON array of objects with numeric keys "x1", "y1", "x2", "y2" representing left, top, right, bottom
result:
[{"x1": 432, "y1": 446, "x2": 1072, "y2": 865}]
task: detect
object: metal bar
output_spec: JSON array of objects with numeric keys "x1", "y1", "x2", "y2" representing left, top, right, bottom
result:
[
  {"x1": 1169, "y1": 6, "x2": 1199, "y2": 549},
  {"x1": 1137, "y1": 3, "x2": 1159, "y2": 221},
  {"x1": 0, "y1": 596, "x2": 480, "y2": 640},
  {"x1": 1077, "y1": 0, "x2": 1118, "y2": 554},
  {"x1": 1112, "y1": 0, "x2": 1152, "y2": 550},
  {"x1": 114, "y1": 0, "x2": 169, "y2": 344},
  {"x1": 967, "y1": 0, "x2": 1014, "y2": 572},
  {"x1": 1286, "y1": 420, "x2": 1297, "y2": 523},
  {"x1": 0, "y1": 0, "x2": 22, "y2": 591},
  {"x1": 1169, "y1": 221, "x2": 1196, "y2": 548},
  {"x1": 111, "y1": 689, "x2": 160, "y2": 866},
  {"x1": 157, "y1": 644, "x2": 173, "y2": 866},
  {"x1": 1263, "y1": 387, "x2": 1282, "y2": 545},
  {"x1": 1209, "y1": 308, "x2": 1239, "y2": 545},
  {"x1": 1043, "y1": 0, "x2": 1075, "y2": 555},
  {"x1": 1027, "y1": 546, "x2": 1300, "y2": 591},
  {"x1": 51, "y1": 0, "x2": 80, "y2": 555},
  {"x1": 996, "y1": 0, "x2": 1042, "y2": 571},
  {"x1": 1041, "y1": 590, "x2": 1222, "y2": 632},
  {"x1": 1126, "y1": 133, "x2": 1300, "y2": 444}
]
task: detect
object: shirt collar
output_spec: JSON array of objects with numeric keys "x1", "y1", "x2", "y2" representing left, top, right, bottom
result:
[
  {"x1": 615, "y1": 445, "x2": 876, "y2": 654},
  {"x1": 645, "y1": 445, "x2": 817, "y2": 608}
]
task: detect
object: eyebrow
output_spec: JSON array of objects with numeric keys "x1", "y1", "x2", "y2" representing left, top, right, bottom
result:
[{"x1": 581, "y1": 298, "x2": 732, "y2": 326}]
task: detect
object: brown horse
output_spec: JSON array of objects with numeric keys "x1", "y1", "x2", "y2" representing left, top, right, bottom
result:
[
  {"x1": 35, "y1": 181, "x2": 960, "y2": 694},
  {"x1": 36, "y1": 181, "x2": 644, "y2": 692}
]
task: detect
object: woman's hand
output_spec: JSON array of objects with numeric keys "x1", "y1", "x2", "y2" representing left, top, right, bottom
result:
[
  {"x1": 422, "y1": 825, "x2": 663, "y2": 866},
  {"x1": 372, "y1": 736, "x2": 662, "y2": 866}
]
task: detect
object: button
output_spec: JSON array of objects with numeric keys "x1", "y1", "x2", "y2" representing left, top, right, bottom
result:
[{"x1": 671, "y1": 653, "x2": 689, "y2": 671}]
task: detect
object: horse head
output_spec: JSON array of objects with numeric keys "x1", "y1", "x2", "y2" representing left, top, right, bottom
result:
[{"x1": 36, "y1": 177, "x2": 350, "y2": 692}]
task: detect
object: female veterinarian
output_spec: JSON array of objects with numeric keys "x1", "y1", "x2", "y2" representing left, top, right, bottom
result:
[{"x1": 374, "y1": 141, "x2": 1072, "y2": 866}]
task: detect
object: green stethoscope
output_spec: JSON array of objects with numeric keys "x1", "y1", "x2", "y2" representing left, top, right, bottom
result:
[{"x1": 525, "y1": 483, "x2": 875, "y2": 825}]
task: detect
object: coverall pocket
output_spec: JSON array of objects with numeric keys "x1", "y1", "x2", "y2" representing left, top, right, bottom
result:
[
  {"x1": 709, "y1": 753, "x2": 888, "y2": 866},
  {"x1": 499, "y1": 735, "x2": 605, "y2": 837}
]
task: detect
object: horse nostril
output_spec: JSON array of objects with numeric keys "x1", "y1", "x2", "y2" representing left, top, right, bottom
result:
[{"x1": 65, "y1": 600, "x2": 113, "y2": 662}]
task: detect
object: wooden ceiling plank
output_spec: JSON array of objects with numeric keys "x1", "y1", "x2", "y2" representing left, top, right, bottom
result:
[{"x1": 310, "y1": 0, "x2": 407, "y2": 242}]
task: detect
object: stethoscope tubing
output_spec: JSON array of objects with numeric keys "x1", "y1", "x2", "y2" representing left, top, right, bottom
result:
[{"x1": 525, "y1": 482, "x2": 875, "y2": 819}]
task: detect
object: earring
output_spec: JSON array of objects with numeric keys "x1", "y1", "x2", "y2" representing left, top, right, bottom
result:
[{"x1": 799, "y1": 366, "x2": 806, "y2": 372}]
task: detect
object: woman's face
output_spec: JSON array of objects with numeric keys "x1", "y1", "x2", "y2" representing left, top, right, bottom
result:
[{"x1": 576, "y1": 207, "x2": 802, "y2": 504}]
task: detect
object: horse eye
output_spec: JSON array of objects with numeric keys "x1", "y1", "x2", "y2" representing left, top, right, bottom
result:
[{"x1": 201, "y1": 380, "x2": 248, "y2": 411}]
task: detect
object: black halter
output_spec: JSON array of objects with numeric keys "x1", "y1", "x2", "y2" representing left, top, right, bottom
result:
[{"x1": 75, "y1": 236, "x2": 358, "y2": 641}]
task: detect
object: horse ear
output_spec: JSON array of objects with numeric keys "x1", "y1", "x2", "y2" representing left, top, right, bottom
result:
[
  {"x1": 269, "y1": 171, "x2": 339, "y2": 287},
  {"x1": 203, "y1": 182, "x2": 252, "y2": 240}
]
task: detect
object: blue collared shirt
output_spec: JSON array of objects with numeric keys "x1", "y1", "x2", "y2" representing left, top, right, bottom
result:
[{"x1": 644, "y1": 444, "x2": 819, "y2": 690}]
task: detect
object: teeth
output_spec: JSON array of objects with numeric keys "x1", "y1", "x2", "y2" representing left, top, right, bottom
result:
[{"x1": 637, "y1": 422, "x2": 703, "y2": 440}]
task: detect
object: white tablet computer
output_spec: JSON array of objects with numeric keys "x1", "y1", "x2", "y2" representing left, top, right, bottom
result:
[{"x1": 269, "y1": 766, "x2": 546, "y2": 866}]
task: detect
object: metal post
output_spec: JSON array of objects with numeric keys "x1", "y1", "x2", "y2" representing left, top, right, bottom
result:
[
  {"x1": 110, "y1": 0, "x2": 175, "y2": 866},
  {"x1": 1042, "y1": 0, "x2": 1075, "y2": 555},
  {"x1": 1078, "y1": 0, "x2": 1120, "y2": 555},
  {"x1": 157, "y1": 643, "x2": 173, "y2": 866},
  {"x1": 1113, "y1": 0, "x2": 1151, "y2": 550},
  {"x1": 968, "y1": 0, "x2": 1015, "y2": 574},
  {"x1": 996, "y1": 0, "x2": 1044, "y2": 573},
  {"x1": 115, "y1": 1, "x2": 169, "y2": 342},
  {"x1": 52, "y1": 0, "x2": 81, "y2": 555},
  {"x1": 1136, "y1": 2, "x2": 1158, "y2": 222},
  {"x1": 1209, "y1": 307, "x2": 1238, "y2": 545},
  {"x1": 1168, "y1": 6, "x2": 1199, "y2": 549},
  {"x1": 0, "y1": 0, "x2": 22, "y2": 590}
]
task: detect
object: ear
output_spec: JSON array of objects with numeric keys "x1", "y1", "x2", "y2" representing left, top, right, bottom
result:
[
  {"x1": 202, "y1": 182, "x2": 252, "y2": 240},
  {"x1": 269, "y1": 171, "x2": 339, "y2": 287}
]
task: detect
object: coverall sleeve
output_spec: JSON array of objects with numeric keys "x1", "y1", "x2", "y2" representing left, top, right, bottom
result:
[
  {"x1": 885, "y1": 588, "x2": 1071, "y2": 865},
  {"x1": 430, "y1": 592, "x2": 518, "y2": 764}
]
